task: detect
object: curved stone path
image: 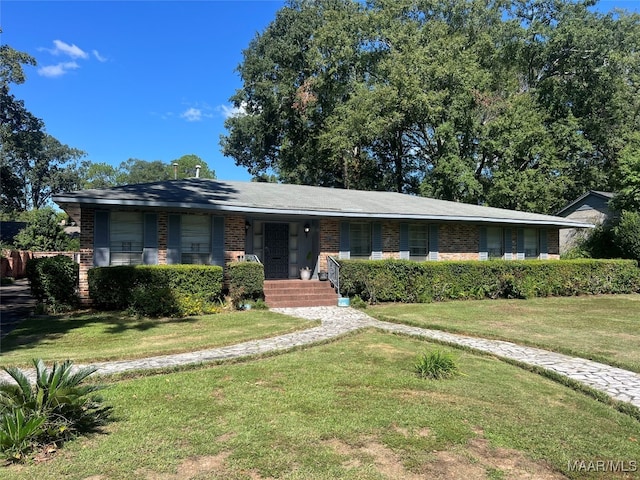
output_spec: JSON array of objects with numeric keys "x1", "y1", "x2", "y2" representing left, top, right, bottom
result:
[{"x1": 2, "y1": 306, "x2": 639, "y2": 409}]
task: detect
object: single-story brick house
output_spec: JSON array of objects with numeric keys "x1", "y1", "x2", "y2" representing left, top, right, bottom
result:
[
  {"x1": 556, "y1": 191, "x2": 614, "y2": 254},
  {"x1": 53, "y1": 179, "x2": 593, "y2": 302}
]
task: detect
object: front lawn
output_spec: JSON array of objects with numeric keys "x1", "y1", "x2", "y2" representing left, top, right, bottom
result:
[
  {"x1": 0, "y1": 310, "x2": 317, "y2": 367},
  {"x1": 367, "y1": 294, "x2": 640, "y2": 373},
  {"x1": 2, "y1": 331, "x2": 639, "y2": 479}
]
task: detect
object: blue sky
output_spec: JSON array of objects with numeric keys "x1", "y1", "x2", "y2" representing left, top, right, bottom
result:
[
  {"x1": 1, "y1": 0, "x2": 639, "y2": 182},
  {"x1": 1, "y1": 0, "x2": 285, "y2": 181}
]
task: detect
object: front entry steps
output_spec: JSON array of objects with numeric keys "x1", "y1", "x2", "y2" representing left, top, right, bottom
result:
[{"x1": 263, "y1": 279, "x2": 338, "y2": 308}]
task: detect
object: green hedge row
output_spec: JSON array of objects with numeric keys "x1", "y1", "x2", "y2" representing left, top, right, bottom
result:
[
  {"x1": 228, "y1": 261, "x2": 265, "y2": 308},
  {"x1": 88, "y1": 265, "x2": 224, "y2": 317},
  {"x1": 338, "y1": 259, "x2": 640, "y2": 303},
  {"x1": 26, "y1": 255, "x2": 79, "y2": 312}
]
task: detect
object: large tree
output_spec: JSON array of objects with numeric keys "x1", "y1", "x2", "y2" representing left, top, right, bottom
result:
[
  {"x1": 222, "y1": 0, "x2": 640, "y2": 213},
  {"x1": 80, "y1": 155, "x2": 216, "y2": 188},
  {"x1": 169, "y1": 154, "x2": 216, "y2": 180},
  {"x1": 1, "y1": 33, "x2": 85, "y2": 213}
]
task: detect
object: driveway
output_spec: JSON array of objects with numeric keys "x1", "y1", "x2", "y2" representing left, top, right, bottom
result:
[{"x1": 0, "y1": 278, "x2": 35, "y2": 338}]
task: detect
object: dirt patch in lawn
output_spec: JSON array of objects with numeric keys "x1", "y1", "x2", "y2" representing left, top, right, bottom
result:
[
  {"x1": 322, "y1": 433, "x2": 566, "y2": 480},
  {"x1": 97, "y1": 432, "x2": 564, "y2": 480},
  {"x1": 133, "y1": 451, "x2": 231, "y2": 480}
]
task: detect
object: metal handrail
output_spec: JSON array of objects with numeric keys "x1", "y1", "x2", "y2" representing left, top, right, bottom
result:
[
  {"x1": 238, "y1": 254, "x2": 262, "y2": 264},
  {"x1": 327, "y1": 256, "x2": 340, "y2": 295}
]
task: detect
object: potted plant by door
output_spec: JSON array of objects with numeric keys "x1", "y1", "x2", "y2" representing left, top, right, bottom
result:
[
  {"x1": 300, "y1": 267, "x2": 312, "y2": 280},
  {"x1": 300, "y1": 250, "x2": 313, "y2": 280}
]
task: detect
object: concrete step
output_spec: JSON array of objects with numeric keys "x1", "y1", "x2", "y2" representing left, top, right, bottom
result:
[{"x1": 264, "y1": 280, "x2": 338, "y2": 307}]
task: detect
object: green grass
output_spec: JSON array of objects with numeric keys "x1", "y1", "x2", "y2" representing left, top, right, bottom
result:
[
  {"x1": 0, "y1": 310, "x2": 317, "y2": 367},
  {"x1": 2, "y1": 331, "x2": 639, "y2": 479},
  {"x1": 368, "y1": 294, "x2": 640, "y2": 373}
]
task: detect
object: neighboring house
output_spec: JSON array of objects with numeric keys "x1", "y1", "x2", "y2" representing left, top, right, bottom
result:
[
  {"x1": 556, "y1": 191, "x2": 614, "y2": 254},
  {"x1": 53, "y1": 179, "x2": 593, "y2": 302}
]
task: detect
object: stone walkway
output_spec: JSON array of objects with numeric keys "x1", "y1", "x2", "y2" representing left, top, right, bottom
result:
[{"x1": 2, "y1": 306, "x2": 639, "y2": 410}]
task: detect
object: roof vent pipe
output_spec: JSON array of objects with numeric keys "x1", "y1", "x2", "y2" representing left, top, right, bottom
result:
[{"x1": 195, "y1": 165, "x2": 201, "y2": 178}]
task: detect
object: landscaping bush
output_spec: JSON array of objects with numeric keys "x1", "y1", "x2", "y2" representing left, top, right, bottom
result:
[
  {"x1": 338, "y1": 259, "x2": 640, "y2": 303},
  {"x1": 26, "y1": 255, "x2": 79, "y2": 312},
  {"x1": 414, "y1": 350, "x2": 461, "y2": 380},
  {"x1": 228, "y1": 261, "x2": 265, "y2": 309},
  {"x1": 88, "y1": 265, "x2": 223, "y2": 316},
  {"x1": 0, "y1": 359, "x2": 111, "y2": 462}
]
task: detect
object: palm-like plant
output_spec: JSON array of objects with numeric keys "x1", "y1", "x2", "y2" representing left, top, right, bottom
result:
[{"x1": 0, "y1": 359, "x2": 112, "y2": 461}]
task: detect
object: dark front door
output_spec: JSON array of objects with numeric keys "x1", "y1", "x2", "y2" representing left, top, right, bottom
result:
[{"x1": 264, "y1": 223, "x2": 289, "y2": 279}]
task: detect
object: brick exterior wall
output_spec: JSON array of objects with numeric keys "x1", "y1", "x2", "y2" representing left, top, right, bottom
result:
[
  {"x1": 319, "y1": 218, "x2": 340, "y2": 271},
  {"x1": 438, "y1": 223, "x2": 481, "y2": 261},
  {"x1": 382, "y1": 221, "x2": 400, "y2": 259},
  {"x1": 547, "y1": 229, "x2": 560, "y2": 259},
  {"x1": 79, "y1": 207, "x2": 95, "y2": 303},
  {"x1": 224, "y1": 215, "x2": 246, "y2": 265},
  {"x1": 158, "y1": 212, "x2": 168, "y2": 264}
]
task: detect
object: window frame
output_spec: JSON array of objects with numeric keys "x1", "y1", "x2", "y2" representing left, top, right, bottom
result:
[
  {"x1": 486, "y1": 226, "x2": 504, "y2": 260},
  {"x1": 523, "y1": 228, "x2": 539, "y2": 259},
  {"x1": 408, "y1": 223, "x2": 429, "y2": 261},
  {"x1": 180, "y1": 214, "x2": 212, "y2": 265},
  {"x1": 109, "y1": 211, "x2": 143, "y2": 266},
  {"x1": 349, "y1": 222, "x2": 372, "y2": 260}
]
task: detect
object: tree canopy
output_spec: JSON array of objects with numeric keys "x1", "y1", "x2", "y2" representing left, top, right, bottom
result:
[
  {"x1": 221, "y1": 0, "x2": 640, "y2": 214},
  {"x1": 80, "y1": 155, "x2": 216, "y2": 189},
  {"x1": 1, "y1": 32, "x2": 86, "y2": 214}
]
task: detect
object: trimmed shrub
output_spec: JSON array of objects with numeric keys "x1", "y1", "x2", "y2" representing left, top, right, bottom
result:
[
  {"x1": 25, "y1": 255, "x2": 79, "y2": 312},
  {"x1": 228, "y1": 261, "x2": 265, "y2": 309},
  {"x1": 88, "y1": 265, "x2": 223, "y2": 317},
  {"x1": 338, "y1": 259, "x2": 640, "y2": 303}
]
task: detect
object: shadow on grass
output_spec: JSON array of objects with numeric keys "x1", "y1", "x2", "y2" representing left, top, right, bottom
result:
[{"x1": 0, "y1": 310, "x2": 198, "y2": 354}]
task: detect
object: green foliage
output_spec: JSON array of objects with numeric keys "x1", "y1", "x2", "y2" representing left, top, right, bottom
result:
[
  {"x1": 350, "y1": 294, "x2": 367, "y2": 309},
  {"x1": 168, "y1": 154, "x2": 216, "y2": 180},
  {"x1": 25, "y1": 255, "x2": 78, "y2": 312},
  {"x1": 0, "y1": 408, "x2": 45, "y2": 462},
  {"x1": 576, "y1": 210, "x2": 640, "y2": 263},
  {"x1": 78, "y1": 156, "x2": 216, "y2": 189},
  {"x1": 613, "y1": 211, "x2": 640, "y2": 263},
  {"x1": 339, "y1": 259, "x2": 640, "y2": 303},
  {"x1": 13, "y1": 207, "x2": 74, "y2": 251},
  {"x1": 414, "y1": 350, "x2": 461, "y2": 380},
  {"x1": 222, "y1": 0, "x2": 640, "y2": 211},
  {"x1": 0, "y1": 359, "x2": 111, "y2": 462},
  {"x1": 228, "y1": 261, "x2": 265, "y2": 309},
  {"x1": 88, "y1": 265, "x2": 224, "y2": 317},
  {"x1": 611, "y1": 132, "x2": 640, "y2": 212}
]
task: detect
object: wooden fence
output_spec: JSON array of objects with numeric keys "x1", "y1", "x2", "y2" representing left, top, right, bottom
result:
[{"x1": 1, "y1": 250, "x2": 79, "y2": 279}]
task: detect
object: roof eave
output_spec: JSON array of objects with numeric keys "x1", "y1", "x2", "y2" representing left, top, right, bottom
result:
[{"x1": 53, "y1": 196, "x2": 594, "y2": 229}]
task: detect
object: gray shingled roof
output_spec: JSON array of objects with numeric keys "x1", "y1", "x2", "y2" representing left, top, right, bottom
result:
[
  {"x1": 53, "y1": 179, "x2": 593, "y2": 228},
  {"x1": 556, "y1": 190, "x2": 615, "y2": 216}
]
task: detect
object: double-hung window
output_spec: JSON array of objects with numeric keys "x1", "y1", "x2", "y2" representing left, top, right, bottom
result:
[
  {"x1": 110, "y1": 212, "x2": 143, "y2": 265},
  {"x1": 409, "y1": 224, "x2": 429, "y2": 261},
  {"x1": 523, "y1": 228, "x2": 539, "y2": 259},
  {"x1": 487, "y1": 227, "x2": 503, "y2": 259},
  {"x1": 181, "y1": 215, "x2": 211, "y2": 264},
  {"x1": 350, "y1": 223, "x2": 371, "y2": 260}
]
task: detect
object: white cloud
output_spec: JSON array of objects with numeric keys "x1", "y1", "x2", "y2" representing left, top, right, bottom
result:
[
  {"x1": 93, "y1": 50, "x2": 107, "y2": 62},
  {"x1": 180, "y1": 106, "x2": 214, "y2": 122},
  {"x1": 181, "y1": 108, "x2": 203, "y2": 122},
  {"x1": 38, "y1": 61, "x2": 80, "y2": 78},
  {"x1": 218, "y1": 103, "x2": 247, "y2": 119},
  {"x1": 51, "y1": 40, "x2": 88, "y2": 59},
  {"x1": 37, "y1": 40, "x2": 106, "y2": 78}
]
